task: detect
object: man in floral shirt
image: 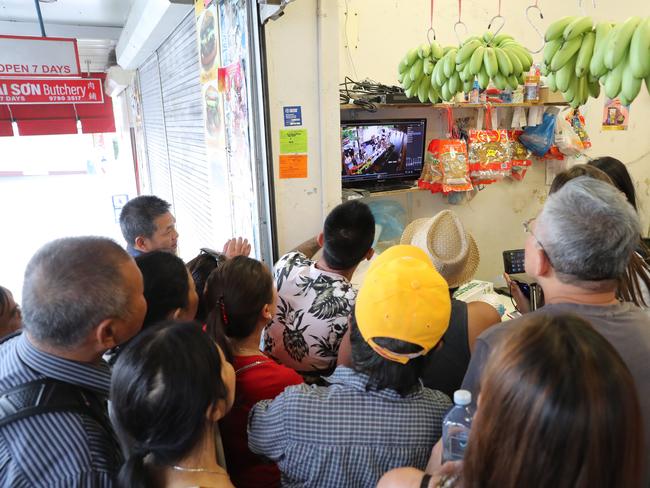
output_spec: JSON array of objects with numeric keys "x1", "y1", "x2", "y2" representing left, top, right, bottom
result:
[{"x1": 262, "y1": 200, "x2": 375, "y2": 378}]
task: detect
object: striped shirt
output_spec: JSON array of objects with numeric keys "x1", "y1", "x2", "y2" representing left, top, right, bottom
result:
[
  {"x1": 0, "y1": 333, "x2": 118, "y2": 487},
  {"x1": 248, "y1": 366, "x2": 452, "y2": 488}
]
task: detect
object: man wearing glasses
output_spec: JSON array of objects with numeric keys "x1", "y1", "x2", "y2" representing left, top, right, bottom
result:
[{"x1": 461, "y1": 177, "x2": 650, "y2": 483}]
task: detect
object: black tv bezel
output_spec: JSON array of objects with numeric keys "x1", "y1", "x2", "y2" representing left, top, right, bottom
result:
[{"x1": 340, "y1": 118, "x2": 427, "y2": 189}]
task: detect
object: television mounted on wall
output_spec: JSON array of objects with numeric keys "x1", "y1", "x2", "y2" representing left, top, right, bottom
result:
[{"x1": 340, "y1": 118, "x2": 426, "y2": 190}]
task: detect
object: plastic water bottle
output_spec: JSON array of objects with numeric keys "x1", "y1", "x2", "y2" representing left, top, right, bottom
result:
[
  {"x1": 469, "y1": 80, "x2": 480, "y2": 104},
  {"x1": 442, "y1": 390, "x2": 474, "y2": 463}
]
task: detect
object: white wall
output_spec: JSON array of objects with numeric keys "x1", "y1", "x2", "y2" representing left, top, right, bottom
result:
[
  {"x1": 264, "y1": 0, "x2": 341, "y2": 254},
  {"x1": 339, "y1": 0, "x2": 650, "y2": 282}
]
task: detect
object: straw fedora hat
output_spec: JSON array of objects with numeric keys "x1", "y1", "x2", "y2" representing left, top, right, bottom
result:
[{"x1": 400, "y1": 210, "x2": 479, "y2": 288}]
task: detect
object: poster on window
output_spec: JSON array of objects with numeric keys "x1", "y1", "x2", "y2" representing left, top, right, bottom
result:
[
  {"x1": 602, "y1": 98, "x2": 630, "y2": 131},
  {"x1": 218, "y1": 0, "x2": 248, "y2": 65},
  {"x1": 217, "y1": 0, "x2": 257, "y2": 246},
  {"x1": 195, "y1": 1, "x2": 219, "y2": 83},
  {"x1": 194, "y1": 0, "x2": 232, "y2": 247},
  {"x1": 193, "y1": 0, "x2": 260, "y2": 253}
]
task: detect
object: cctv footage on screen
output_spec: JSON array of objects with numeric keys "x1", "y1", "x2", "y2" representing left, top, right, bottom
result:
[{"x1": 341, "y1": 121, "x2": 425, "y2": 182}]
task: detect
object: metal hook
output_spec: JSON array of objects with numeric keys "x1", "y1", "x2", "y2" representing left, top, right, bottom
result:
[
  {"x1": 454, "y1": 21, "x2": 468, "y2": 44},
  {"x1": 577, "y1": 0, "x2": 586, "y2": 15},
  {"x1": 487, "y1": 15, "x2": 505, "y2": 38},
  {"x1": 578, "y1": 0, "x2": 597, "y2": 9},
  {"x1": 525, "y1": 5, "x2": 545, "y2": 54},
  {"x1": 427, "y1": 27, "x2": 437, "y2": 43}
]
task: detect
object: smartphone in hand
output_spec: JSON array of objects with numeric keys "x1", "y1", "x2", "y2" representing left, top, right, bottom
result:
[{"x1": 503, "y1": 249, "x2": 525, "y2": 275}]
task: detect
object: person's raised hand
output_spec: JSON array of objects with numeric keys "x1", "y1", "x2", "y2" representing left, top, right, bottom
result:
[
  {"x1": 504, "y1": 272, "x2": 531, "y2": 314},
  {"x1": 425, "y1": 439, "x2": 443, "y2": 473},
  {"x1": 223, "y1": 237, "x2": 251, "y2": 259},
  {"x1": 422, "y1": 440, "x2": 463, "y2": 486}
]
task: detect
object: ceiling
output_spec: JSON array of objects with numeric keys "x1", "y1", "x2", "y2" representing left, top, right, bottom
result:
[
  {"x1": 0, "y1": 0, "x2": 135, "y2": 27},
  {"x1": 0, "y1": 0, "x2": 136, "y2": 72}
]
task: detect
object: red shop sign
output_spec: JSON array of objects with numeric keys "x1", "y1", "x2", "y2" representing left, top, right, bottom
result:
[{"x1": 0, "y1": 78, "x2": 104, "y2": 105}]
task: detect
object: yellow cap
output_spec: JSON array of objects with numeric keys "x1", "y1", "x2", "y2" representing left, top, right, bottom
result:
[{"x1": 356, "y1": 245, "x2": 451, "y2": 364}]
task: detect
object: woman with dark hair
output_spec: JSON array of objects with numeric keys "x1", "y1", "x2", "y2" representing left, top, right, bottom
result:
[
  {"x1": 588, "y1": 156, "x2": 638, "y2": 209},
  {"x1": 378, "y1": 314, "x2": 644, "y2": 488},
  {"x1": 186, "y1": 248, "x2": 228, "y2": 323},
  {"x1": 547, "y1": 163, "x2": 612, "y2": 194},
  {"x1": 588, "y1": 157, "x2": 650, "y2": 307},
  {"x1": 206, "y1": 256, "x2": 302, "y2": 488},
  {"x1": 0, "y1": 286, "x2": 21, "y2": 339},
  {"x1": 111, "y1": 321, "x2": 236, "y2": 488},
  {"x1": 136, "y1": 251, "x2": 199, "y2": 327},
  {"x1": 105, "y1": 251, "x2": 199, "y2": 366}
]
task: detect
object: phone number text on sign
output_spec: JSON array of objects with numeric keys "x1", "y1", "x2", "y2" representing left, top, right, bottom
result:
[{"x1": 0, "y1": 78, "x2": 104, "y2": 105}]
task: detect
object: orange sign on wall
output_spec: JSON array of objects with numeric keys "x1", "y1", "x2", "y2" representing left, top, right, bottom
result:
[{"x1": 279, "y1": 154, "x2": 308, "y2": 179}]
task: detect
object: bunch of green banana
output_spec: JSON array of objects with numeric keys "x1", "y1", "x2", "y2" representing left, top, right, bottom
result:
[
  {"x1": 398, "y1": 32, "x2": 534, "y2": 104},
  {"x1": 454, "y1": 31, "x2": 532, "y2": 92},
  {"x1": 592, "y1": 16, "x2": 650, "y2": 105},
  {"x1": 397, "y1": 41, "x2": 446, "y2": 103},
  {"x1": 431, "y1": 45, "x2": 467, "y2": 102},
  {"x1": 544, "y1": 16, "x2": 600, "y2": 108}
]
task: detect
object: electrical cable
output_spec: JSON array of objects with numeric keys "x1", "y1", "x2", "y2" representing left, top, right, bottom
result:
[
  {"x1": 339, "y1": 76, "x2": 403, "y2": 111},
  {"x1": 343, "y1": 0, "x2": 359, "y2": 80}
]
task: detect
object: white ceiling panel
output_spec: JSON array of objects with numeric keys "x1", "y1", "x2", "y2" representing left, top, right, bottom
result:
[
  {"x1": 78, "y1": 38, "x2": 117, "y2": 72},
  {"x1": 0, "y1": 0, "x2": 135, "y2": 27}
]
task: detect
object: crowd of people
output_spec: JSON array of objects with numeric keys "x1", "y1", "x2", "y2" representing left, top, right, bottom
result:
[{"x1": 0, "y1": 156, "x2": 648, "y2": 488}]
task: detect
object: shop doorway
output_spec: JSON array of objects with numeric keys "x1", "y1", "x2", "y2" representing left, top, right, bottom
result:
[{"x1": 0, "y1": 105, "x2": 136, "y2": 301}]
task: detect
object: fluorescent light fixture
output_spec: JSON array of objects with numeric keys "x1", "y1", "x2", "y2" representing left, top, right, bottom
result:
[{"x1": 116, "y1": 0, "x2": 193, "y2": 70}]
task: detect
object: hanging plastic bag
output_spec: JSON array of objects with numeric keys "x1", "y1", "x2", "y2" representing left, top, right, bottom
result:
[
  {"x1": 555, "y1": 109, "x2": 584, "y2": 156},
  {"x1": 519, "y1": 112, "x2": 556, "y2": 157},
  {"x1": 366, "y1": 200, "x2": 407, "y2": 249},
  {"x1": 468, "y1": 104, "x2": 512, "y2": 185},
  {"x1": 419, "y1": 108, "x2": 472, "y2": 193},
  {"x1": 567, "y1": 108, "x2": 591, "y2": 149}
]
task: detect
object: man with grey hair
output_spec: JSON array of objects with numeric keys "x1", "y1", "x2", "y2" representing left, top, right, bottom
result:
[
  {"x1": 0, "y1": 237, "x2": 146, "y2": 487},
  {"x1": 462, "y1": 177, "x2": 650, "y2": 482}
]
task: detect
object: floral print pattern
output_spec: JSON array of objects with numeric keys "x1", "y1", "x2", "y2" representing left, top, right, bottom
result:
[{"x1": 262, "y1": 252, "x2": 357, "y2": 373}]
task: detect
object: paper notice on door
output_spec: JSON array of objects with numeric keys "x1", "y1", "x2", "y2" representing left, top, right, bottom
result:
[
  {"x1": 280, "y1": 129, "x2": 308, "y2": 154},
  {"x1": 279, "y1": 154, "x2": 308, "y2": 179}
]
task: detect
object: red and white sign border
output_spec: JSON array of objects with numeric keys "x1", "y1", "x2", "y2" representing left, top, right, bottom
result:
[{"x1": 0, "y1": 35, "x2": 81, "y2": 78}]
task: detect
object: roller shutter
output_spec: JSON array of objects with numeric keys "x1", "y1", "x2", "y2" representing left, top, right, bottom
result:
[
  {"x1": 138, "y1": 53, "x2": 174, "y2": 207},
  {"x1": 137, "y1": 12, "x2": 214, "y2": 259}
]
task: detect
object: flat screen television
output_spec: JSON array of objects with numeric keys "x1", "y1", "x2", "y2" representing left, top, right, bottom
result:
[{"x1": 341, "y1": 119, "x2": 426, "y2": 189}]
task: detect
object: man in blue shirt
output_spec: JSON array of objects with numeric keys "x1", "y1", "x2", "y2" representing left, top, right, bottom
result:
[
  {"x1": 119, "y1": 195, "x2": 178, "y2": 257},
  {"x1": 249, "y1": 245, "x2": 453, "y2": 487},
  {"x1": 0, "y1": 237, "x2": 146, "y2": 487},
  {"x1": 118, "y1": 194, "x2": 250, "y2": 258}
]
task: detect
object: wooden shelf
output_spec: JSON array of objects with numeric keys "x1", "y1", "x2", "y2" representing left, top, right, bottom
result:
[
  {"x1": 346, "y1": 186, "x2": 424, "y2": 198},
  {"x1": 340, "y1": 101, "x2": 567, "y2": 110}
]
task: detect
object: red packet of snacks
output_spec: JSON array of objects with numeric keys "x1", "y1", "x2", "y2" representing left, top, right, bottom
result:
[
  {"x1": 419, "y1": 108, "x2": 472, "y2": 193},
  {"x1": 468, "y1": 129, "x2": 512, "y2": 184},
  {"x1": 468, "y1": 105, "x2": 512, "y2": 185},
  {"x1": 508, "y1": 129, "x2": 532, "y2": 181},
  {"x1": 419, "y1": 139, "x2": 472, "y2": 193}
]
